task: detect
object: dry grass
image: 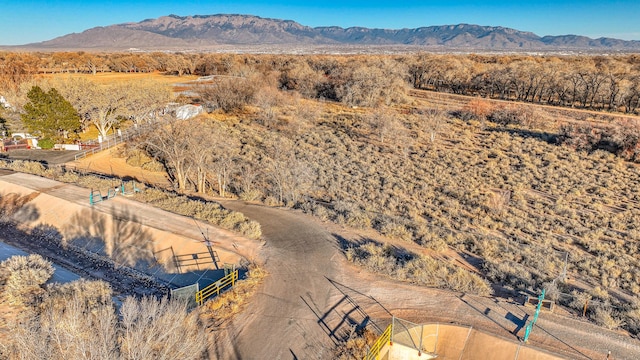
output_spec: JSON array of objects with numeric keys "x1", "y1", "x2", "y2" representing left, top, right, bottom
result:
[
  {"x1": 345, "y1": 241, "x2": 491, "y2": 296},
  {"x1": 157, "y1": 91, "x2": 640, "y2": 332},
  {"x1": 39, "y1": 71, "x2": 198, "y2": 85},
  {"x1": 0, "y1": 254, "x2": 208, "y2": 360},
  {"x1": 332, "y1": 328, "x2": 379, "y2": 360},
  {"x1": 199, "y1": 264, "x2": 266, "y2": 328}
]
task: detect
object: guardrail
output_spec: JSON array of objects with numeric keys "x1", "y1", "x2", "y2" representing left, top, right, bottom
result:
[
  {"x1": 195, "y1": 269, "x2": 238, "y2": 306},
  {"x1": 73, "y1": 123, "x2": 152, "y2": 161},
  {"x1": 364, "y1": 322, "x2": 393, "y2": 360}
]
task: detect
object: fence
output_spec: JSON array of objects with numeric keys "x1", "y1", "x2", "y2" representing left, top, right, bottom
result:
[
  {"x1": 365, "y1": 318, "x2": 570, "y2": 360},
  {"x1": 173, "y1": 250, "x2": 220, "y2": 273},
  {"x1": 170, "y1": 283, "x2": 200, "y2": 309},
  {"x1": 364, "y1": 322, "x2": 393, "y2": 360},
  {"x1": 73, "y1": 123, "x2": 152, "y2": 161},
  {"x1": 195, "y1": 269, "x2": 238, "y2": 306}
]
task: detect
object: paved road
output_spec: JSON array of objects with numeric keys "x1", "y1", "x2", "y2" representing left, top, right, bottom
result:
[{"x1": 1, "y1": 149, "x2": 80, "y2": 165}]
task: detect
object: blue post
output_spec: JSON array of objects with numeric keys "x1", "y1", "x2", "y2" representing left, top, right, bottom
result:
[
  {"x1": 533, "y1": 289, "x2": 546, "y2": 324},
  {"x1": 523, "y1": 321, "x2": 533, "y2": 343},
  {"x1": 524, "y1": 289, "x2": 546, "y2": 343}
]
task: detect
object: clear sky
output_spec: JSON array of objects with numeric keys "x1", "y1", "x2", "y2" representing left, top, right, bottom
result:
[{"x1": 2, "y1": 0, "x2": 639, "y2": 45}]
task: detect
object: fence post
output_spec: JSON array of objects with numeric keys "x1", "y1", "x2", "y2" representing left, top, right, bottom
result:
[
  {"x1": 390, "y1": 315, "x2": 395, "y2": 346},
  {"x1": 435, "y1": 323, "x2": 439, "y2": 354}
]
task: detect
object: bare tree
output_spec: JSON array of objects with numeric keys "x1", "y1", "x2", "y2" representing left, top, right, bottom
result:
[
  {"x1": 197, "y1": 76, "x2": 256, "y2": 112},
  {"x1": 265, "y1": 136, "x2": 314, "y2": 205},
  {"x1": 143, "y1": 118, "x2": 192, "y2": 191},
  {"x1": 125, "y1": 79, "x2": 173, "y2": 126},
  {"x1": 366, "y1": 108, "x2": 403, "y2": 143},
  {"x1": 53, "y1": 77, "x2": 130, "y2": 137},
  {"x1": 422, "y1": 107, "x2": 445, "y2": 143},
  {"x1": 209, "y1": 125, "x2": 240, "y2": 197}
]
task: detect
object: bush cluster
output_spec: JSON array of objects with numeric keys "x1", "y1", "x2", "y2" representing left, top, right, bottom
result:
[
  {"x1": 345, "y1": 241, "x2": 491, "y2": 296},
  {"x1": 134, "y1": 188, "x2": 262, "y2": 239},
  {"x1": 0, "y1": 255, "x2": 208, "y2": 360},
  {"x1": 559, "y1": 119, "x2": 640, "y2": 162}
]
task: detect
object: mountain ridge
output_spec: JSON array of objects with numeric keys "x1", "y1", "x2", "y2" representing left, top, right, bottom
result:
[{"x1": 16, "y1": 14, "x2": 640, "y2": 51}]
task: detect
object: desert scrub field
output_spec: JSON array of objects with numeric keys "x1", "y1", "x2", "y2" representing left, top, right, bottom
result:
[
  {"x1": 345, "y1": 241, "x2": 491, "y2": 296},
  {"x1": 175, "y1": 96, "x2": 640, "y2": 333}
]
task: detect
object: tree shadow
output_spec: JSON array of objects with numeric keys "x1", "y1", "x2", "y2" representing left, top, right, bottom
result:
[
  {"x1": 0, "y1": 192, "x2": 41, "y2": 224},
  {"x1": 62, "y1": 205, "x2": 156, "y2": 270}
]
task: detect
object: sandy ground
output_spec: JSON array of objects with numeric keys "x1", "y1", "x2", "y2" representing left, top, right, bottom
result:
[{"x1": 70, "y1": 144, "x2": 172, "y2": 188}]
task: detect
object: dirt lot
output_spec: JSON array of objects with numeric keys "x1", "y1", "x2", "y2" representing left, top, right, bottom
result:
[{"x1": 1, "y1": 149, "x2": 80, "y2": 165}]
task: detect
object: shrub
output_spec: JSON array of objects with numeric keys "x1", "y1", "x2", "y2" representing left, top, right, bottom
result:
[
  {"x1": 593, "y1": 305, "x2": 624, "y2": 330},
  {"x1": 488, "y1": 105, "x2": 536, "y2": 127},
  {"x1": 134, "y1": 188, "x2": 261, "y2": 239},
  {"x1": 198, "y1": 77, "x2": 257, "y2": 112},
  {"x1": 199, "y1": 263, "x2": 266, "y2": 327},
  {"x1": 0, "y1": 254, "x2": 53, "y2": 305},
  {"x1": 345, "y1": 241, "x2": 491, "y2": 296},
  {"x1": 38, "y1": 138, "x2": 55, "y2": 149}
]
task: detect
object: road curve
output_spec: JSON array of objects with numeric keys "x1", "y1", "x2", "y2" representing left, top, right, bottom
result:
[
  {"x1": 216, "y1": 200, "x2": 640, "y2": 360},
  {"x1": 215, "y1": 200, "x2": 352, "y2": 360}
]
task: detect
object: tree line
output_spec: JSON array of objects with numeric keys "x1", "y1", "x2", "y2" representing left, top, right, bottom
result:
[{"x1": 3, "y1": 51, "x2": 640, "y2": 113}]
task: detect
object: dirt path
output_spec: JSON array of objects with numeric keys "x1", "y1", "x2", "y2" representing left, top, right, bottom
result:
[
  {"x1": 69, "y1": 144, "x2": 171, "y2": 188},
  {"x1": 213, "y1": 200, "x2": 345, "y2": 359}
]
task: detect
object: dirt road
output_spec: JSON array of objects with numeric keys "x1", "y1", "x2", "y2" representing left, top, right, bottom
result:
[
  {"x1": 213, "y1": 200, "x2": 347, "y2": 359},
  {"x1": 215, "y1": 200, "x2": 640, "y2": 360}
]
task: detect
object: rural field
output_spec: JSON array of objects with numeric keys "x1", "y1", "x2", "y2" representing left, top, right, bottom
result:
[{"x1": 2, "y1": 52, "x2": 640, "y2": 359}]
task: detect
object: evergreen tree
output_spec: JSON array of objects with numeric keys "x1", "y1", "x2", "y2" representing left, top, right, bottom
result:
[
  {"x1": 21, "y1": 86, "x2": 81, "y2": 142},
  {"x1": 0, "y1": 109, "x2": 8, "y2": 137}
]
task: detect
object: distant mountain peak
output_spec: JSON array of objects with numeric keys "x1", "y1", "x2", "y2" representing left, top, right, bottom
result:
[{"x1": 19, "y1": 13, "x2": 640, "y2": 51}]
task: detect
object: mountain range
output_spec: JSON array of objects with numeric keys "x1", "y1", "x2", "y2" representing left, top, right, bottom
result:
[{"x1": 19, "y1": 14, "x2": 640, "y2": 52}]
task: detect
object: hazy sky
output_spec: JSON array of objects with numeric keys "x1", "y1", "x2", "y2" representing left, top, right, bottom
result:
[{"x1": 2, "y1": 0, "x2": 639, "y2": 45}]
